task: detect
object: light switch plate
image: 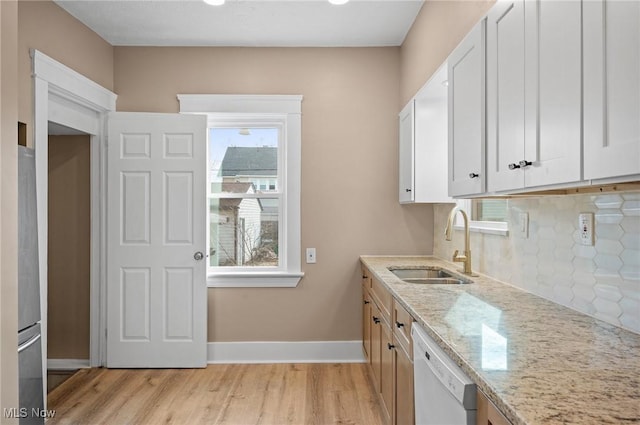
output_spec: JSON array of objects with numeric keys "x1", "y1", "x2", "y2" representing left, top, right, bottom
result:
[
  {"x1": 306, "y1": 248, "x2": 317, "y2": 264},
  {"x1": 579, "y1": 213, "x2": 594, "y2": 246}
]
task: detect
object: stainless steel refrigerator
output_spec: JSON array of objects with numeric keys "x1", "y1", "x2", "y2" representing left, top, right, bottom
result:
[{"x1": 18, "y1": 146, "x2": 44, "y2": 424}]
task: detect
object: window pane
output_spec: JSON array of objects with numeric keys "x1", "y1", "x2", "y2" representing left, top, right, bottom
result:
[
  {"x1": 472, "y1": 199, "x2": 508, "y2": 222},
  {"x1": 209, "y1": 128, "x2": 278, "y2": 194},
  {"x1": 209, "y1": 198, "x2": 279, "y2": 267}
]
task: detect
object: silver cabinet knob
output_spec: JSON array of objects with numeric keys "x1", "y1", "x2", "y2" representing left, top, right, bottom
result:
[{"x1": 194, "y1": 251, "x2": 204, "y2": 261}]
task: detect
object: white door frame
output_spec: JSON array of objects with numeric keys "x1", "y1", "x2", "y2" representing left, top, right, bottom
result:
[{"x1": 32, "y1": 50, "x2": 117, "y2": 380}]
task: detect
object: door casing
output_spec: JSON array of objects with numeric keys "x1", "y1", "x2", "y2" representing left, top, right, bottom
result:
[{"x1": 32, "y1": 50, "x2": 117, "y2": 394}]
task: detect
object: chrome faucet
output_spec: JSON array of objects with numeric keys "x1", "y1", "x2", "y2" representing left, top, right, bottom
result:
[{"x1": 444, "y1": 206, "x2": 473, "y2": 275}]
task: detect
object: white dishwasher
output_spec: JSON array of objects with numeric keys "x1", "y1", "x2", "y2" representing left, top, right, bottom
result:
[{"x1": 412, "y1": 323, "x2": 477, "y2": 425}]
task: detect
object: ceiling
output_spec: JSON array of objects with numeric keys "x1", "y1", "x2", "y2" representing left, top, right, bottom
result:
[{"x1": 53, "y1": 0, "x2": 425, "y2": 47}]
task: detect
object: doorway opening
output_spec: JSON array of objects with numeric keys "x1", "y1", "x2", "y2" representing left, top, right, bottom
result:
[{"x1": 46, "y1": 122, "x2": 91, "y2": 392}]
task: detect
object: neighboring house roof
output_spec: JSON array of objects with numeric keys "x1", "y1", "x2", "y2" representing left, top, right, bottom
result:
[
  {"x1": 222, "y1": 182, "x2": 254, "y2": 194},
  {"x1": 220, "y1": 146, "x2": 277, "y2": 177},
  {"x1": 218, "y1": 182, "x2": 263, "y2": 211}
]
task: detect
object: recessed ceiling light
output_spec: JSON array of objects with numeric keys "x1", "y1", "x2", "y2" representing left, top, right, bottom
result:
[
  {"x1": 328, "y1": 0, "x2": 349, "y2": 5},
  {"x1": 203, "y1": 0, "x2": 225, "y2": 5}
]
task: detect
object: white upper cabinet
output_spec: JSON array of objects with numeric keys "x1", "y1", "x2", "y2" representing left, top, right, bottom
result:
[
  {"x1": 399, "y1": 100, "x2": 415, "y2": 203},
  {"x1": 486, "y1": 1, "x2": 525, "y2": 192},
  {"x1": 399, "y1": 63, "x2": 452, "y2": 204},
  {"x1": 524, "y1": 0, "x2": 582, "y2": 188},
  {"x1": 583, "y1": 0, "x2": 640, "y2": 181},
  {"x1": 448, "y1": 19, "x2": 486, "y2": 198},
  {"x1": 487, "y1": 0, "x2": 582, "y2": 193}
]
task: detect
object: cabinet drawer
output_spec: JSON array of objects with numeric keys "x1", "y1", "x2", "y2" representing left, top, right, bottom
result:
[
  {"x1": 393, "y1": 300, "x2": 413, "y2": 357},
  {"x1": 371, "y1": 276, "x2": 392, "y2": 324}
]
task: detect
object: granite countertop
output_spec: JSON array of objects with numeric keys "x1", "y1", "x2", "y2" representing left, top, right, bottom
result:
[{"x1": 360, "y1": 255, "x2": 640, "y2": 425}]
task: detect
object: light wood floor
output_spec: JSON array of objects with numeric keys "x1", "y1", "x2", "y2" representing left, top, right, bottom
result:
[{"x1": 47, "y1": 363, "x2": 385, "y2": 425}]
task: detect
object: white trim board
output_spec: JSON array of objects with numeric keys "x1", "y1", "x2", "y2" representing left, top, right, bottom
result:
[
  {"x1": 207, "y1": 341, "x2": 365, "y2": 364},
  {"x1": 32, "y1": 49, "x2": 117, "y2": 397},
  {"x1": 47, "y1": 359, "x2": 90, "y2": 371}
]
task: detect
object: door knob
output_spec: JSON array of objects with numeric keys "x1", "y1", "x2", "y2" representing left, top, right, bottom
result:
[
  {"x1": 508, "y1": 163, "x2": 521, "y2": 170},
  {"x1": 194, "y1": 251, "x2": 204, "y2": 261},
  {"x1": 519, "y1": 160, "x2": 532, "y2": 168}
]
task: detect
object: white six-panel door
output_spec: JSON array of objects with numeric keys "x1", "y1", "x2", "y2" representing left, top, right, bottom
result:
[{"x1": 107, "y1": 112, "x2": 207, "y2": 368}]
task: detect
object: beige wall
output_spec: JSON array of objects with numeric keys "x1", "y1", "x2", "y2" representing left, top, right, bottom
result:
[
  {"x1": 9, "y1": 0, "x2": 501, "y2": 352},
  {"x1": 1, "y1": 0, "x2": 19, "y2": 421},
  {"x1": 399, "y1": 0, "x2": 494, "y2": 106},
  {"x1": 114, "y1": 47, "x2": 435, "y2": 342},
  {"x1": 18, "y1": 0, "x2": 114, "y2": 146},
  {"x1": 47, "y1": 135, "x2": 91, "y2": 359}
]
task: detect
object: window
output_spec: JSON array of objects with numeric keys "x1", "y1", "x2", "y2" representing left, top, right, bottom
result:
[
  {"x1": 454, "y1": 199, "x2": 509, "y2": 236},
  {"x1": 179, "y1": 95, "x2": 303, "y2": 287},
  {"x1": 471, "y1": 199, "x2": 508, "y2": 222},
  {"x1": 208, "y1": 126, "x2": 280, "y2": 268}
]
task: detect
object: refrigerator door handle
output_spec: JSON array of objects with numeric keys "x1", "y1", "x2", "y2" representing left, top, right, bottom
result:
[{"x1": 18, "y1": 332, "x2": 41, "y2": 354}]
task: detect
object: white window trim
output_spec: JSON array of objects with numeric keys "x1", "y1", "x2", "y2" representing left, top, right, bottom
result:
[
  {"x1": 178, "y1": 94, "x2": 303, "y2": 288},
  {"x1": 453, "y1": 199, "x2": 509, "y2": 236}
]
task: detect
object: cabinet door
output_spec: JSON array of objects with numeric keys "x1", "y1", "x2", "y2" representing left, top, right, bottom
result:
[
  {"x1": 380, "y1": 321, "x2": 394, "y2": 425},
  {"x1": 363, "y1": 288, "x2": 371, "y2": 363},
  {"x1": 395, "y1": 342, "x2": 414, "y2": 425},
  {"x1": 448, "y1": 19, "x2": 486, "y2": 197},
  {"x1": 487, "y1": 0, "x2": 526, "y2": 192},
  {"x1": 584, "y1": 0, "x2": 640, "y2": 180},
  {"x1": 371, "y1": 302, "x2": 382, "y2": 392},
  {"x1": 399, "y1": 100, "x2": 415, "y2": 203},
  {"x1": 414, "y1": 64, "x2": 453, "y2": 203},
  {"x1": 523, "y1": 0, "x2": 582, "y2": 188},
  {"x1": 477, "y1": 391, "x2": 511, "y2": 425}
]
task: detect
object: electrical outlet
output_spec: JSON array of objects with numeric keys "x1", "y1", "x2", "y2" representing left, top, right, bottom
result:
[
  {"x1": 306, "y1": 248, "x2": 317, "y2": 264},
  {"x1": 579, "y1": 213, "x2": 594, "y2": 246}
]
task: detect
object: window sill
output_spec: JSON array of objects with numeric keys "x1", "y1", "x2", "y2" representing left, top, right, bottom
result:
[
  {"x1": 453, "y1": 222, "x2": 509, "y2": 237},
  {"x1": 207, "y1": 271, "x2": 305, "y2": 288}
]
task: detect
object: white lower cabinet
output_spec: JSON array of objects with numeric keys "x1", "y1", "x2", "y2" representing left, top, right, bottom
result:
[{"x1": 583, "y1": 0, "x2": 640, "y2": 181}]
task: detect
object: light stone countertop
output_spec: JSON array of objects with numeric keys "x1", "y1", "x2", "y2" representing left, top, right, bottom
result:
[{"x1": 360, "y1": 255, "x2": 640, "y2": 425}]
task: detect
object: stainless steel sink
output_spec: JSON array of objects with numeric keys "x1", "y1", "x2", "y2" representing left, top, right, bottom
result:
[{"x1": 388, "y1": 267, "x2": 472, "y2": 285}]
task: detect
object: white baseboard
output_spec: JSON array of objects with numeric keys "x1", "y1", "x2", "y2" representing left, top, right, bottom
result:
[
  {"x1": 207, "y1": 340, "x2": 366, "y2": 364},
  {"x1": 47, "y1": 359, "x2": 90, "y2": 370}
]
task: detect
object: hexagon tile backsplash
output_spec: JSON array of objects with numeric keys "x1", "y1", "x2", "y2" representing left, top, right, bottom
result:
[{"x1": 433, "y1": 191, "x2": 640, "y2": 334}]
